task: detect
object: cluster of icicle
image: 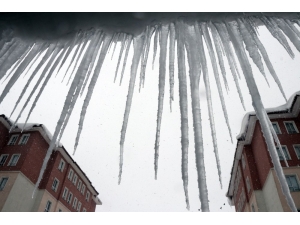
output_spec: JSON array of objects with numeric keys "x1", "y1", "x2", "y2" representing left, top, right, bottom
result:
[{"x1": 0, "y1": 15, "x2": 300, "y2": 212}]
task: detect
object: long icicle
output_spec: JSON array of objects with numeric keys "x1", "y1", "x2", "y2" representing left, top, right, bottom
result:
[
  {"x1": 169, "y1": 22, "x2": 176, "y2": 112},
  {"x1": 152, "y1": 25, "x2": 160, "y2": 69},
  {"x1": 111, "y1": 33, "x2": 120, "y2": 60},
  {"x1": 214, "y1": 22, "x2": 246, "y2": 110},
  {"x1": 74, "y1": 34, "x2": 111, "y2": 154},
  {"x1": 119, "y1": 35, "x2": 133, "y2": 86},
  {"x1": 154, "y1": 23, "x2": 169, "y2": 180},
  {"x1": 227, "y1": 20, "x2": 297, "y2": 212},
  {"x1": 175, "y1": 20, "x2": 190, "y2": 211},
  {"x1": 139, "y1": 27, "x2": 150, "y2": 92},
  {"x1": 201, "y1": 22, "x2": 233, "y2": 143},
  {"x1": 119, "y1": 33, "x2": 144, "y2": 184},
  {"x1": 114, "y1": 33, "x2": 127, "y2": 83},
  {"x1": 243, "y1": 19, "x2": 287, "y2": 101},
  {"x1": 32, "y1": 29, "x2": 98, "y2": 198},
  {"x1": 185, "y1": 22, "x2": 209, "y2": 212}
]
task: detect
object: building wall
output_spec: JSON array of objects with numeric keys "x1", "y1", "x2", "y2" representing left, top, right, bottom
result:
[
  {"x1": 251, "y1": 190, "x2": 267, "y2": 212},
  {"x1": 0, "y1": 171, "x2": 18, "y2": 211}
]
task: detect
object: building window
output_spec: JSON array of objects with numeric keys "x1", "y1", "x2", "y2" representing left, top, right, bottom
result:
[
  {"x1": 8, "y1": 154, "x2": 20, "y2": 166},
  {"x1": 44, "y1": 201, "x2": 52, "y2": 212},
  {"x1": 52, "y1": 178, "x2": 59, "y2": 192},
  {"x1": 0, "y1": 154, "x2": 9, "y2": 166},
  {"x1": 73, "y1": 197, "x2": 78, "y2": 209},
  {"x1": 7, "y1": 134, "x2": 19, "y2": 145},
  {"x1": 276, "y1": 146, "x2": 290, "y2": 160},
  {"x1": 68, "y1": 169, "x2": 73, "y2": 180},
  {"x1": 241, "y1": 154, "x2": 246, "y2": 169},
  {"x1": 62, "y1": 187, "x2": 68, "y2": 200},
  {"x1": 86, "y1": 191, "x2": 90, "y2": 201},
  {"x1": 67, "y1": 192, "x2": 73, "y2": 204},
  {"x1": 246, "y1": 177, "x2": 251, "y2": 193},
  {"x1": 77, "y1": 202, "x2": 82, "y2": 212},
  {"x1": 58, "y1": 159, "x2": 65, "y2": 172},
  {"x1": 83, "y1": 208, "x2": 86, "y2": 212},
  {"x1": 0, "y1": 177, "x2": 8, "y2": 191},
  {"x1": 293, "y1": 145, "x2": 300, "y2": 159},
  {"x1": 272, "y1": 122, "x2": 281, "y2": 134},
  {"x1": 77, "y1": 180, "x2": 82, "y2": 190},
  {"x1": 284, "y1": 121, "x2": 298, "y2": 134},
  {"x1": 18, "y1": 134, "x2": 30, "y2": 145},
  {"x1": 73, "y1": 174, "x2": 78, "y2": 185},
  {"x1": 285, "y1": 175, "x2": 300, "y2": 192},
  {"x1": 81, "y1": 184, "x2": 86, "y2": 195}
]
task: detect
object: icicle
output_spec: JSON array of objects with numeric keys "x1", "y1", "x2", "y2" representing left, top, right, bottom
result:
[
  {"x1": 80, "y1": 32, "x2": 104, "y2": 97},
  {"x1": 284, "y1": 19, "x2": 300, "y2": 39},
  {"x1": 119, "y1": 35, "x2": 133, "y2": 86},
  {"x1": 237, "y1": 18, "x2": 269, "y2": 85},
  {"x1": 111, "y1": 33, "x2": 120, "y2": 60},
  {"x1": 56, "y1": 31, "x2": 83, "y2": 76},
  {"x1": 107, "y1": 32, "x2": 117, "y2": 54},
  {"x1": 114, "y1": 33, "x2": 127, "y2": 83},
  {"x1": 152, "y1": 25, "x2": 160, "y2": 69},
  {"x1": 32, "y1": 30, "x2": 98, "y2": 198},
  {"x1": 260, "y1": 16, "x2": 295, "y2": 58},
  {"x1": 227, "y1": 20, "x2": 297, "y2": 212},
  {"x1": 0, "y1": 43, "x2": 44, "y2": 105},
  {"x1": 184, "y1": 22, "x2": 209, "y2": 212},
  {"x1": 209, "y1": 22, "x2": 229, "y2": 92},
  {"x1": 138, "y1": 27, "x2": 150, "y2": 92},
  {"x1": 169, "y1": 22, "x2": 176, "y2": 111},
  {"x1": 201, "y1": 22, "x2": 233, "y2": 143},
  {"x1": 9, "y1": 43, "x2": 60, "y2": 130},
  {"x1": 214, "y1": 22, "x2": 246, "y2": 110},
  {"x1": 139, "y1": 26, "x2": 155, "y2": 89},
  {"x1": 154, "y1": 23, "x2": 169, "y2": 180},
  {"x1": 119, "y1": 33, "x2": 144, "y2": 184},
  {"x1": 273, "y1": 17, "x2": 300, "y2": 52},
  {"x1": 196, "y1": 22, "x2": 223, "y2": 190},
  {"x1": 243, "y1": 19, "x2": 287, "y2": 101},
  {"x1": 74, "y1": 34, "x2": 111, "y2": 154},
  {"x1": 0, "y1": 38, "x2": 16, "y2": 60},
  {"x1": 175, "y1": 20, "x2": 190, "y2": 211}
]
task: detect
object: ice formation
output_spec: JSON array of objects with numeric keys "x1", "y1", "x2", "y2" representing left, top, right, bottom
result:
[{"x1": 0, "y1": 13, "x2": 299, "y2": 211}]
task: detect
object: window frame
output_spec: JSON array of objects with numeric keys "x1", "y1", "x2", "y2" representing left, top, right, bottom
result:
[
  {"x1": 293, "y1": 145, "x2": 300, "y2": 159},
  {"x1": 72, "y1": 197, "x2": 78, "y2": 209},
  {"x1": 8, "y1": 154, "x2": 20, "y2": 166},
  {"x1": 67, "y1": 192, "x2": 73, "y2": 204},
  {"x1": 285, "y1": 175, "x2": 300, "y2": 192},
  {"x1": 18, "y1": 134, "x2": 30, "y2": 145},
  {"x1": 272, "y1": 122, "x2": 281, "y2": 134},
  {"x1": 82, "y1": 208, "x2": 86, "y2": 212},
  {"x1": 51, "y1": 178, "x2": 59, "y2": 192},
  {"x1": 77, "y1": 179, "x2": 82, "y2": 190},
  {"x1": 68, "y1": 169, "x2": 73, "y2": 180},
  {"x1": 72, "y1": 174, "x2": 78, "y2": 185},
  {"x1": 276, "y1": 145, "x2": 291, "y2": 161},
  {"x1": 284, "y1": 121, "x2": 299, "y2": 134},
  {"x1": 62, "y1": 187, "x2": 68, "y2": 200},
  {"x1": 44, "y1": 200, "x2": 52, "y2": 212},
  {"x1": 81, "y1": 184, "x2": 86, "y2": 195},
  {"x1": 86, "y1": 191, "x2": 90, "y2": 201},
  {"x1": 77, "y1": 201, "x2": 82, "y2": 212},
  {"x1": 0, "y1": 154, "x2": 9, "y2": 166},
  {"x1": 0, "y1": 177, "x2": 8, "y2": 191},
  {"x1": 7, "y1": 134, "x2": 19, "y2": 145},
  {"x1": 58, "y1": 159, "x2": 65, "y2": 172}
]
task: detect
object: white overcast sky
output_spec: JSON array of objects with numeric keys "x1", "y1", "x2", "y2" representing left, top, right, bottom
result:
[{"x1": 1, "y1": 19, "x2": 300, "y2": 214}]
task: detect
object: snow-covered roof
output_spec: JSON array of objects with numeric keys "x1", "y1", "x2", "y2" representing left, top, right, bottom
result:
[{"x1": 227, "y1": 91, "x2": 300, "y2": 201}]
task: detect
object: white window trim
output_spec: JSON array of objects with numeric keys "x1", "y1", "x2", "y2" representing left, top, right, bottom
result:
[
  {"x1": 272, "y1": 122, "x2": 282, "y2": 134},
  {"x1": 58, "y1": 159, "x2": 65, "y2": 172},
  {"x1": 8, "y1": 134, "x2": 19, "y2": 145},
  {"x1": 0, "y1": 154, "x2": 9, "y2": 166},
  {"x1": 73, "y1": 197, "x2": 78, "y2": 208},
  {"x1": 77, "y1": 202, "x2": 82, "y2": 212},
  {"x1": 18, "y1": 134, "x2": 30, "y2": 145},
  {"x1": 0, "y1": 177, "x2": 8, "y2": 191},
  {"x1": 62, "y1": 187, "x2": 68, "y2": 200},
  {"x1": 67, "y1": 192, "x2": 73, "y2": 204},
  {"x1": 86, "y1": 191, "x2": 90, "y2": 201},
  {"x1": 73, "y1": 174, "x2": 78, "y2": 185},
  {"x1": 276, "y1": 145, "x2": 291, "y2": 160},
  {"x1": 77, "y1": 180, "x2": 82, "y2": 190},
  {"x1": 45, "y1": 200, "x2": 52, "y2": 212},
  {"x1": 81, "y1": 184, "x2": 86, "y2": 195},
  {"x1": 52, "y1": 178, "x2": 59, "y2": 192},
  {"x1": 68, "y1": 169, "x2": 73, "y2": 180},
  {"x1": 284, "y1": 121, "x2": 299, "y2": 134},
  {"x1": 285, "y1": 174, "x2": 300, "y2": 192},
  {"x1": 293, "y1": 144, "x2": 300, "y2": 159},
  {"x1": 8, "y1": 154, "x2": 20, "y2": 166}
]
